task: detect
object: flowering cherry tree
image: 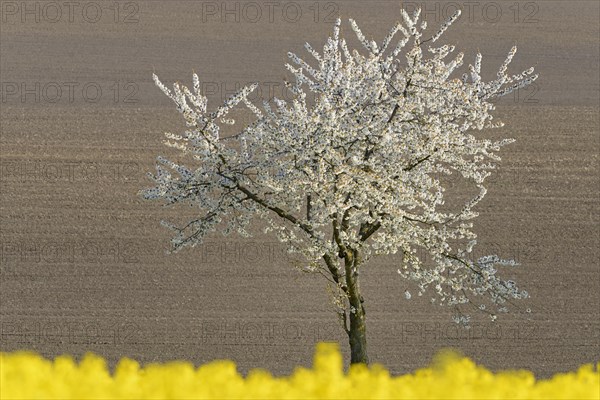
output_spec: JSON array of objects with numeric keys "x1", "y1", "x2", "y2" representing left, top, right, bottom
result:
[{"x1": 142, "y1": 8, "x2": 536, "y2": 364}]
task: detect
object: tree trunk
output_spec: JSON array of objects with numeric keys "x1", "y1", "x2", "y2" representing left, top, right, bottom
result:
[
  {"x1": 343, "y1": 249, "x2": 368, "y2": 364},
  {"x1": 348, "y1": 304, "x2": 368, "y2": 364}
]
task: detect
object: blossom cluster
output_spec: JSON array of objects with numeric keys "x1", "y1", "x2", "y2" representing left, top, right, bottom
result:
[
  {"x1": 142, "y1": 8, "x2": 537, "y2": 324},
  {"x1": 2, "y1": 343, "x2": 598, "y2": 399}
]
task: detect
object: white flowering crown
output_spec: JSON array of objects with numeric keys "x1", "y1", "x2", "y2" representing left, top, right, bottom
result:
[{"x1": 143, "y1": 8, "x2": 537, "y2": 324}]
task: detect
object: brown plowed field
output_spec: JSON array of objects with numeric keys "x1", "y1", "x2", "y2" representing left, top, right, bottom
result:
[{"x1": 1, "y1": 0, "x2": 598, "y2": 378}]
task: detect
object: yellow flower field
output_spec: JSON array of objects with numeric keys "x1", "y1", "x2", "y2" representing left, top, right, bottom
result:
[{"x1": 1, "y1": 343, "x2": 598, "y2": 399}]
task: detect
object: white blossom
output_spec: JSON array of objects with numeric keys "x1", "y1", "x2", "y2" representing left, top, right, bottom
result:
[{"x1": 142, "y1": 8, "x2": 535, "y2": 326}]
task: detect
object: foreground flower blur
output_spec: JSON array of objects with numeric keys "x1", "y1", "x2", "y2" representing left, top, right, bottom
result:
[{"x1": 1, "y1": 343, "x2": 598, "y2": 399}]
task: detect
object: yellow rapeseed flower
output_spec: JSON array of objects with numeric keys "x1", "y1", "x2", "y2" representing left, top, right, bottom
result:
[{"x1": 1, "y1": 343, "x2": 598, "y2": 399}]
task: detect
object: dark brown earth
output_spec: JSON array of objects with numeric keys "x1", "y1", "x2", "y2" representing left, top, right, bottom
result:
[{"x1": 0, "y1": 0, "x2": 598, "y2": 379}]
